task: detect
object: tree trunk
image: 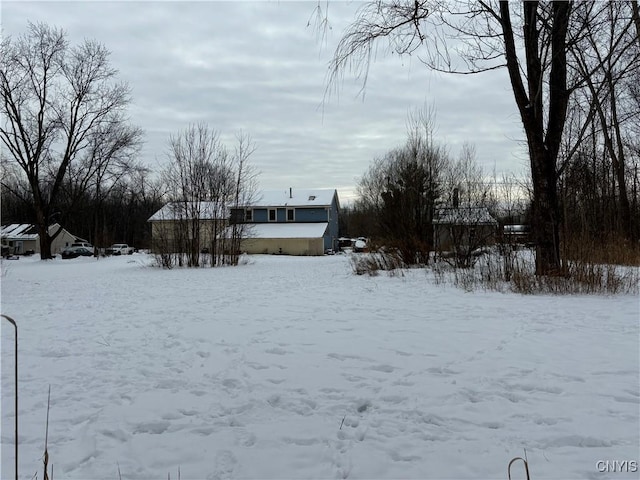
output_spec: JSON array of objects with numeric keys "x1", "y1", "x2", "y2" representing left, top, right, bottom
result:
[
  {"x1": 608, "y1": 80, "x2": 633, "y2": 241},
  {"x1": 530, "y1": 147, "x2": 562, "y2": 274},
  {"x1": 37, "y1": 222, "x2": 53, "y2": 259},
  {"x1": 499, "y1": 1, "x2": 568, "y2": 275},
  {"x1": 632, "y1": 1, "x2": 640, "y2": 45}
]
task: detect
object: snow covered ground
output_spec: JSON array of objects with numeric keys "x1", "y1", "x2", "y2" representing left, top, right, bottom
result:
[{"x1": 1, "y1": 253, "x2": 638, "y2": 479}]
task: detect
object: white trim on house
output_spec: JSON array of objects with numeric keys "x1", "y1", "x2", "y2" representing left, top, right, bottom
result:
[
  {"x1": 286, "y1": 208, "x2": 295, "y2": 222},
  {"x1": 245, "y1": 223, "x2": 328, "y2": 239}
]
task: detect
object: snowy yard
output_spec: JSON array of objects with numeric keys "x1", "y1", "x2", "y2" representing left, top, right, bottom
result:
[{"x1": 1, "y1": 253, "x2": 638, "y2": 479}]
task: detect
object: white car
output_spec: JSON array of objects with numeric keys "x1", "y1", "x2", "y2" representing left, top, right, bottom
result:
[
  {"x1": 71, "y1": 242, "x2": 94, "y2": 250},
  {"x1": 106, "y1": 243, "x2": 134, "y2": 255}
]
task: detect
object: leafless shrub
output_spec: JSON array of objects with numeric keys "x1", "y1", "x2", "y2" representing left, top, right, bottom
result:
[
  {"x1": 350, "y1": 251, "x2": 405, "y2": 276},
  {"x1": 511, "y1": 260, "x2": 639, "y2": 295},
  {"x1": 431, "y1": 247, "x2": 639, "y2": 295}
]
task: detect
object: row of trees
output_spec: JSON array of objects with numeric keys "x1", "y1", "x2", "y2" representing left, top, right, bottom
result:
[
  {"x1": 153, "y1": 124, "x2": 257, "y2": 268},
  {"x1": 1, "y1": 23, "x2": 256, "y2": 263},
  {"x1": 340, "y1": 108, "x2": 519, "y2": 267},
  {"x1": 0, "y1": 23, "x2": 145, "y2": 258},
  {"x1": 341, "y1": 91, "x2": 640, "y2": 269},
  {"x1": 2, "y1": 167, "x2": 165, "y2": 250},
  {"x1": 321, "y1": 0, "x2": 640, "y2": 274}
]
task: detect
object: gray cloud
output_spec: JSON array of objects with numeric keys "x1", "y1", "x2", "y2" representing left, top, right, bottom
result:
[{"x1": 3, "y1": 1, "x2": 527, "y2": 203}]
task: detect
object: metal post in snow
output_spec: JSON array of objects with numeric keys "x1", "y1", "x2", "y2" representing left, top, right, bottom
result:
[{"x1": 2, "y1": 314, "x2": 18, "y2": 480}]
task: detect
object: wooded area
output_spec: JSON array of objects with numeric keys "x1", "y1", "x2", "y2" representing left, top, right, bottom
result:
[{"x1": 323, "y1": 0, "x2": 640, "y2": 273}]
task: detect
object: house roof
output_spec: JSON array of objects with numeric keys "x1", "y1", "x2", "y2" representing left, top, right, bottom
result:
[
  {"x1": 149, "y1": 189, "x2": 340, "y2": 222},
  {"x1": 0, "y1": 223, "x2": 78, "y2": 240},
  {"x1": 251, "y1": 189, "x2": 337, "y2": 208},
  {"x1": 148, "y1": 202, "x2": 228, "y2": 221},
  {"x1": 0, "y1": 223, "x2": 39, "y2": 240},
  {"x1": 243, "y1": 222, "x2": 329, "y2": 239},
  {"x1": 433, "y1": 206, "x2": 498, "y2": 226}
]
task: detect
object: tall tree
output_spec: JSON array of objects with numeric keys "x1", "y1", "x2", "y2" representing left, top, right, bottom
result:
[
  {"x1": 160, "y1": 123, "x2": 256, "y2": 268},
  {"x1": 0, "y1": 22, "x2": 142, "y2": 258},
  {"x1": 356, "y1": 108, "x2": 446, "y2": 264},
  {"x1": 567, "y1": 2, "x2": 639, "y2": 241},
  {"x1": 320, "y1": 1, "x2": 637, "y2": 274}
]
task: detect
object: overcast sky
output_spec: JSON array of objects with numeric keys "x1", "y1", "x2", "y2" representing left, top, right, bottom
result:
[{"x1": 2, "y1": 1, "x2": 528, "y2": 203}]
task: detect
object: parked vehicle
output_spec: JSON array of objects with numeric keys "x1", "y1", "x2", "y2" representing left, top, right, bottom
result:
[
  {"x1": 71, "y1": 242, "x2": 94, "y2": 250},
  {"x1": 353, "y1": 238, "x2": 368, "y2": 253},
  {"x1": 106, "y1": 243, "x2": 134, "y2": 255},
  {"x1": 60, "y1": 246, "x2": 94, "y2": 259}
]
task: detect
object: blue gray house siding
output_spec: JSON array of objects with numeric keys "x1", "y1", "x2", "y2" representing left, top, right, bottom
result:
[
  {"x1": 325, "y1": 199, "x2": 340, "y2": 251},
  {"x1": 231, "y1": 190, "x2": 340, "y2": 253},
  {"x1": 251, "y1": 207, "x2": 330, "y2": 223}
]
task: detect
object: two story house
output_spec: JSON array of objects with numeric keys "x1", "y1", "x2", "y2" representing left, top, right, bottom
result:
[{"x1": 233, "y1": 188, "x2": 340, "y2": 256}]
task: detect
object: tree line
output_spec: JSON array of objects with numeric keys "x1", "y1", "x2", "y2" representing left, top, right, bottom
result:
[
  {"x1": 338, "y1": 107, "x2": 528, "y2": 267},
  {"x1": 339, "y1": 98, "x2": 640, "y2": 268},
  {"x1": 1, "y1": 23, "x2": 255, "y2": 262},
  {"x1": 321, "y1": 0, "x2": 640, "y2": 273}
]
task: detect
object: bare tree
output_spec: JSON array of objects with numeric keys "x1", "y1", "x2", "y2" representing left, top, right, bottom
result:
[
  {"x1": 435, "y1": 144, "x2": 498, "y2": 268},
  {"x1": 224, "y1": 131, "x2": 257, "y2": 266},
  {"x1": 162, "y1": 124, "x2": 229, "y2": 267},
  {"x1": 319, "y1": 1, "x2": 637, "y2": 274},
  {"x1": 160, "y1": 124, "x2": 257, "y2": 268},
  {"x1": 632, "y1": 1, "x2": 640, "y2": 43},
  {"x1": 566, "y1": 2, "x2": 639, "y2": 242},
  {"x1": 356, "y1": 107, "x2": 446, "y2": 264},
  {"x1": 0, "y1": 22, "x2": 142, "y2": 258}
]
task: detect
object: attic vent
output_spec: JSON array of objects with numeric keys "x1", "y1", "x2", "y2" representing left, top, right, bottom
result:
[{"x1": 308, "y1": 195, "x2": 316, "y2": 201}]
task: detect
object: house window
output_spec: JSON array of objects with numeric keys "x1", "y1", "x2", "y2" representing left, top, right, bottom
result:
[
  {"x1": 287, "y1": 208, "x2": 294, "y2": 222},
  {"x1": 245, "y1": 209, "x2": 253, "y2": 222},
  {"x1": 269, "y1": 209, "x2": 276, "y2": 222}
]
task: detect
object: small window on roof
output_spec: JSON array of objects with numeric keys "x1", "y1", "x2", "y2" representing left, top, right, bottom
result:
[{"x1": 308, "y1": 195, "x2": 316, "y2": 201}]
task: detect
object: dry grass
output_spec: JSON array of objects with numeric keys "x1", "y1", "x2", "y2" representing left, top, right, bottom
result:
[
  {"x1": 563, "y1": 235, "x2": 640, "y2": 267},
  {"x1": 349, "y1": 251, "x2": 406, "y2": 276},
  {"x1": 430, "y1": 247, "x2": 639, "y2": 295}
]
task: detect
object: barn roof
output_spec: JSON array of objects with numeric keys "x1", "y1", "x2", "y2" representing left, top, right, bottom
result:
[{"x1": 433, "y1": 206, "x2": 498, "y2": 226}]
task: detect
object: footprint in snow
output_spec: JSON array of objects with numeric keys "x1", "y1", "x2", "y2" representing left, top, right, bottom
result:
[
  {"x1": 369, "y1": 364, "x2": 395, "y2": 373},
  {"x1": 207, "y1": 450, "x2": 237, "y2": 480},
  {"x1": 265, "y1": 347, "x2": 288, "y2": 355}
]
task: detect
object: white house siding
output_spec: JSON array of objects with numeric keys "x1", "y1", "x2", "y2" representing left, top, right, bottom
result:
[
  {"x1": 240, "y1": 223, "x2": 328, "y2": 256},
  {"x1": 51, "y1": 228, "x2": 79, "y2": 254},
  {"x1": 150, "y1": 219, "x2": 224, "y2": 253},
  {"x1": 240, "y1": 237, "x2": 324, "y2": 256}
]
